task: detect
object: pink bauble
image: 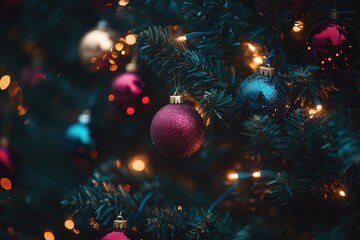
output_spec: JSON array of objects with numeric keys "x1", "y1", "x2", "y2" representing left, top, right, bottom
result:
[
  {"x1": 150, "y1": 104, "x2": 205, "y2": 158},
  {"x1": 100, "y1": 231, "x2": 130, "y2": 240},
  {"x1": 0, "y1": 147, "x2": 14, "y2": 175},
  {"x1": 111, "y1": 73, "x2": 144, "y2": 103}
]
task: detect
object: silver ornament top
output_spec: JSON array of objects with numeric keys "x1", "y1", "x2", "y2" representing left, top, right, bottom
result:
[
  {"x1": 329, "y1": 9, "x2": 339, "y2": 21},
  {"x1": 259, "y1": 64, "x2": 275, "y2": 77},
  {"x1": 169, "y1": 92, "x2": 184, "y2": 104}
]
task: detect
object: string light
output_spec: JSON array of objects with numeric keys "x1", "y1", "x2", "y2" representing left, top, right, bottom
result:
[
  {"x1": 1, "y1": 178, "x2": 12, "y2": 190},
  {"x1": 126, "y1": 107, "x2": 135, "y2": 115},
  {"x1": 252, "y1": 171, "x2": 261, "y2": 178},
  {"x1": 125, "y1": 34, "x2": 137, "y2": 45},
  {"x1": 309, "y1": 104, "x2": 323, "y2": 118},
  {"x1": 64, "y1": 219, "x2": 75, "y2": 230},
  {"x1": 338, "y1": 190, "x2": 346, "y2": 197},
  {"x1": 44, "y1": 231, "x2": 55, "y2": 240},
  {"x1": 0, "y1": 75, "x2": 11, "y2": 90},
  {"x1": 118, "y1": 0, "x2": 129, "y2": 6},
  {"x1": 142, "y1": 96, "x2": 150, "y2": 105},
  {"x1": 292, "y1": 21, "x2": 304, "y2": 33},
  {"x1": 227, "y1": 172, "x2": 238, "y2": 181},
  {"x1": 177, "y1": 35, "x2": 187, "y2": 41},
  {"x1": 245, "y1": 42, "x2": 267, "y2": 71},
  {"x1": 248, "y1": 43, "x2": 256, "y2": 52},
  {"x1": 129, "y1": 154, "x2": 147, "y2": 172}
]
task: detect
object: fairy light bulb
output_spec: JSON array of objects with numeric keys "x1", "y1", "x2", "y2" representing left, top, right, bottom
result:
[
  {"x1": 177, "y1": 35, "x2": 187, "y2": 41},
  {"x1": 227, "y1": 172, "x2": 238, "y2": 181},
  {"x1": 64, "y1": 219, "x2": 75, "y2": 230},
  {"x1": 252, "y1": 171, "x2": 261, "y2": 178},
  {"x1": 292, "y1": 21, "x2": 304, "y2": 33},
  {"x1": 338, "y1": 190, "x2": 346, "y2": 197}
]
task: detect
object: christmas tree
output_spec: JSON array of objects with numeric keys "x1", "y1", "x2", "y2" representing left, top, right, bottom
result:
[{"x1": 1, "y1": 0, "x2": 360, "y2": 239}]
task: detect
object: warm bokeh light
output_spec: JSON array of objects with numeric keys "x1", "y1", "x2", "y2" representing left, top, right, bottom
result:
[
  {"x1": 131, "y1": 159, "x2": 146, "y2": 172},
  {"x1": 339, "y1": 190, "x2": 346, "y2": 197},
  {"x1": 316, "y1": 104, "x2": 322, "y2": 111},
  {"x1": 292, "y1": 21, "x2": 304, "y2": 33},
  {"x1": 115, "y1": 43, "x2": 124, "y2": 51},
  {"x1": 121, "y1": 50, "x2": 126, "y2": 55},
  {"x1": 253, "y1": 56, "x2": 263, "y2": 65},
  {"x1": 1, "y1": 178, "x2": 12, "y2": 190},
  {"x1": 64, "y1": 219, "x2": 75, "y2": 230},
  {"x1": 252, "y1": 171, "x2": 261, "y2": 178},
  {"x1": 17, "y1": 104, "x2": 28, "y2": 116},
  {"x1": 309, "y1": 105, "x2": 323, "y2": 118},
  {"x1": 115, "y1": 159, "x2": 122, "y2": 169},
  {"x1": 44, "y1": 231, "x2": 55, "y2": 240},
  {"x1": 110, "y1": 64, "x2": 118, "y2": 71},
  {"x1": 248, "y1": 43, "x2": 256, "y2": 52},
  {"x1": 177, "y1": 35, "x2": 187, "y2": 41},
  {"x1": 118, "y1": 0, "x2": 129, "y2": 6},
  {"x1": 73, "y1": 228, "x2": 80, "y2": 234},
  {"x1": 142, "y1": 96, "x2": 150, "y2": 104},
  {"x1": 126, "y1": 107, "x2": 135, "y2": 115},
  {"x1": 0, "y1": 75, "x2": 11, "y2": 90},
  {"x1": 108, "y1": 94, "x2": 115, "y2": 102},
  {"x1": 227, "y1": 172, "x2": 238, "y2": 181},
  {"x1": 125, "y1": 34, "x2": 137, "y2": 45}
]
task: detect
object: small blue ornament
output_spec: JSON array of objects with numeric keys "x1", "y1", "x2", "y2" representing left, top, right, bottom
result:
[{"x1": 237, "y1": 65, "x2": 288, "y2": 117}]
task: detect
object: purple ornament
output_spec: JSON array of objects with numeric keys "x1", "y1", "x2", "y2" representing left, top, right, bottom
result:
[
  {"x1": 305, "y1": 21, "x2": 358, "y2": 71},
  {"x1": 111, "y1": 73, "x2": 144, "y2": 103},
  {"x1": 150, "y1": 103, "x2": 205, "y2": 159},
  {"x1": 100, "y1": 231, "x2": 130, "y2": 240}
]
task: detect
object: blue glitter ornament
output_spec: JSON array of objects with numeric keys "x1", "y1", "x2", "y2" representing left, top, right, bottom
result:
[{"x1": 237, "y1": 65, "x2": 288, "y2": 117}]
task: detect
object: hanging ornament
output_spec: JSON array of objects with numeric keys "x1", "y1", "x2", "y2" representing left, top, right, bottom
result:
[
  {"x1": 110, "y1": 72, "x2": 144, "y2": 103},
  {"x1": 237, "y1": 64, "x2": 288, "y2": 117},
  {"x1": 98, "y1": 215, "x2": 142, "y2": 240},
  {"x1": 64, "y1": 110, "x2": 97, "y2": 158},
  {"x1": 150, "y1": 93, "x2": 205, "y2": 158},
  {"x1": 0, "y1": 137, "x2": 15, "y2": 177},
  {"x1": 305, "y1": 9, "x2": 358, "y2": 71},
  {"x1": 78, "y1": 21, "x2": 131, "y2": 72}
]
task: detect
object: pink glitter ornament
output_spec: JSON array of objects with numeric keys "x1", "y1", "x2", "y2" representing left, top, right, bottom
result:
[
  {"x1": 110, "y1": 73, "x2": 145, "y2": 104},
  {"x1": 150, "y1": 94, "x2": 205, "y2": 158}
]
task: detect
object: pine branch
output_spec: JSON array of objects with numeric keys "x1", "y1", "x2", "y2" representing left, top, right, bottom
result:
[
  {"x1": 242, "y1": 115, "x2": 287, "y2": 162},
  {"x1": 137, "y1": 26, "x2": 232, "y2": 92}
]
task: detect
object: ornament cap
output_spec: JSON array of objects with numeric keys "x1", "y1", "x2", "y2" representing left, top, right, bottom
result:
[
  {"x1": 259, "y1": 64, "x2": 275, "y2": 77},
  {"x1": 113, "y1": 216, "x2": 127, "y2": 229},
  {"x1": 169, "y1": 92, "x2": 184, "y2": 104},
  {"x1": 329, "y1": 9, "x2": 339, "y2": 21}
]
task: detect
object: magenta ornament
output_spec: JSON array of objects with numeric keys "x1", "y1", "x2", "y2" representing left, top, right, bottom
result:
[
  {"x1": 100, "y1": 231, "x2": 130, "y2": 240},
  {"x1": 150, "y1": 95, "x2": 205, "y2": 158},
  {"x1": 111, "y1": 73, "x2": 144, "y2": 104},
  {"x1": 305, "y1": 20, "x2": 358, "y2": 71}
]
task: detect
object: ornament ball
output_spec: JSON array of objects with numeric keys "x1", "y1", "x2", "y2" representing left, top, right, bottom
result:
[
  {"x1": 305, "y1": 20, "x2": 358, "y2": 71},
  {"x1": 111, "y1": 73, "x2": 144, "y2": 104},
  {"x1": 150, "y1": 102, "x2": 205, "y2": 159}
]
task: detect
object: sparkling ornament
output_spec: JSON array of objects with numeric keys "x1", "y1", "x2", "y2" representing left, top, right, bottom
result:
[
  {"x1": 150, "y1": 94, "x2": 205, "y2": 158},
  {"x1": 305, "y1": 10, "x2": 358, "y2": 71},
  {"x1": 110, "y1": 73, "x2": 145, "y2": 104},
  {"x1": 65, "y1": 110, "x2": 96, "y2": 157},
  {"x1": 98, "y1": 216, "x2": 142, "y2": 240},
  {"x1": 237, "y1": 64, "x2": 288, "y2": 117},
  {"x1": 79, "y1": 21, "x2": 131, "y2": 72}
]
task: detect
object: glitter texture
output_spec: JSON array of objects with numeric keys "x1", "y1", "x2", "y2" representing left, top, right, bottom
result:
[
  {"x1": 237, "y1": 73, "x2": 288, "y2": 117},
  {"x1": 100, "y1": 231, "x2": 130, "y2": 240},
  {"x1": 150, "y1": 104, "x2": 205, "y2": 158}
]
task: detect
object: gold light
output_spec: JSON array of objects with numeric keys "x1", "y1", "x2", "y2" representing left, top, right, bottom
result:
[
  {"x1": 253, "y1": 56, "x2": 263, "y2": 65},
  {"x1": 125, "y1": 34, "x2": 137, "y2": 45},
  {"x1": 177, "y1": 35, "x2": 187, "y2": 41},
  {"x1": 248, "y1": 43, "x2": 256, "y2": 52},
  {"x1": 118, "y1": 0, "x2": 129, "y2": 6},
  {"x1": 252, "y1": 171, "x2": 261, "y2": 178},
  {"x1": 338, "y1": 190, "x2": 346, "y2": 197},
  {"x1": 44, "y1": 231, "x2": 55, "y2": 240},
  {"x1": 115, "y1": 43, "x2": 124, "y2": 51},
  {"x1": 129, "y1": 154, "x2": 148, "y2": 172},
  {"x1": 0, "y1": 75, "x2": 11, "y2": 90},
  {"x1": 64, "y1": 219, "x2": 75, "y2": 230},
  {"x1": 227, "y1": 172, "x2": 238, "y2": 181},
  {"x1": 1, "y1": 178, "x2": 12, "y2": 190},
  {"x1": 292, "y1": 21, "x2": 304, "y2": 33}
]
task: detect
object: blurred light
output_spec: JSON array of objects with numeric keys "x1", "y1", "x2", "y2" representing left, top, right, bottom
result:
[
  {"x1": 227, "y1": 172, "x2": 238, "y2": 181},
  {"x1": 1, "y1": 178, "x2": 12, "y2": 190},
  {"x1": 125, "y1": 62, "x2": 137, "y2": 72},
  {"x1": 111, "y1": 52, "x2": 118, "y2": 58},
  {"x1": 177, "y1": 35, "x2": 187, "y2": 41},
  {"x1": 108, "y1": 94, "x2": 115, "y2": 102},
  {"x1": 0, "y1": 75, "x2": 11, "y2": 90},
  {"x1": 73, "y1": 228, "x2": 80, "y2": 234},
  {"x1": 109, "y1": 58, "x2": 115, "y2": 64},
  {"x1": 78, "y1": 111, "x2": 91, "y2": 124},
  {"x1": 123, "y1": 184, "x2": 131, "y2": 192},
  {"x1": 339, "y1": 190, "x2": 346, "y2": 197},
  {"x1": 118, "y1": 0, "x2": 129, "y2": 6},
  {"x1": 90, "y1": 150, "x2": 98, "y2": 159},
  {"x1": 115, "y1": 159, "x2": 122, "y2": 169},
  {"x1": 142, "y1": 96, "x2": 150, "y2": 105},
  {"x1": 247, "y1": 43, "x2": 256, "y2": 52},
  {"x1": 177, "y1": 205, "x2": 183, "y2": 211},
  {"x1": 253, "y1": 56, "x2": 263, "y2": 65},
  {"x1": 44, "y1": 231, "x2": 55, "y2": 240},
  {"x1": 125, "y1": 34, "x2": 137, "y2": 45},
  {"x1": 115, "y1": 43, "x2": 124, "y2": 51},
  {"x1": 292, "y1": 21, "x2": 304, "y2": 33},
  {"x1": 316, "y1": 104, "x2": 322, "y2": 111},
  {"x1": 121, "y1": 50, "x2": 126, "y2": 55},
  {"x1": 17, "y1": 104, "x2": 28, "y2": 116},
  {"x1": 64, "y1": 219, "x2": 75, "y2": 230},
  {"x1": 7, "y1": 227, "x2": 15, "y2": 235},
  {"x1": 131, "y1": 159, "x2": 146, "y2": 172},
  {"x1": 252, "y1": 171, "x2": 261, "y2": 178},
  {"x1": 126, "y1": 107, "x2": 135, "y2": 115},
  {"x1": 110, "y1": 64, "x2": 118, "y2": 71}
]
